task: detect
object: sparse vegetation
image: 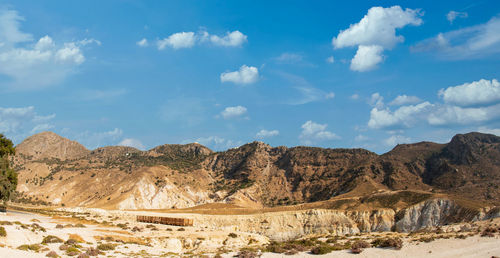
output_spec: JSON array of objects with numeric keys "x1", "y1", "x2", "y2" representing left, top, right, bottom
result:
[
  {"x1": 18, "y1": 244, "x2": 42, "y2": 252},
  {"x1": 236, "y1": 249, "x2": 260, "y2": 258},
  {"x1": 46, "y1": 250, "x2": 59, "y2": 257},
  {"x1": 311, "y1": 244, "x2": 335, "y2": 255},
  {"x1": 97, "y1": 243, "x2": 116, "y2": 251},
  {"x1": 42, "y1": 235, "x2": 64, "y2": 244},
  {"x1": 0, "y1": 226, "x2": 6, "y2": 237},
  {"x1": 351, "y1": 240, "x2": 370, "y2": 253},
  {"x1": 371, "y1": 238, "x2": 403, "y2": 250}
]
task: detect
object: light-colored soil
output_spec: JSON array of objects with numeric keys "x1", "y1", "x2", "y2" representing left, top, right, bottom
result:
[{"x1": 0, "y1": 208, "x2": 499, "y2": 257}]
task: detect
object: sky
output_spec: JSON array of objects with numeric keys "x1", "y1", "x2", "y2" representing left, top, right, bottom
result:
[{"x1": 0, "y1": 0, "x2": 499, "y2": 153}]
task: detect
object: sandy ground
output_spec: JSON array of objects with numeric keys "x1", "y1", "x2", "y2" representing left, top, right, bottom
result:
[
  {"x1": 0, "y1": 208, "x2": 499, "y2": 257},
  {"x1": 255, "y1": 235, "x2": 500, "y2": 258}
]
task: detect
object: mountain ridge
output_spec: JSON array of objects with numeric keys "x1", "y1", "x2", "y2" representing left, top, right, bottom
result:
[{"x1": 11, "y1": 131, "x2": 500, "y2": 210}]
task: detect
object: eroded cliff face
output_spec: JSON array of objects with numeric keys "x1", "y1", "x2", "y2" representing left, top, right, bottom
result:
[
  {"x1": 394, "y1": 198, "x2": 499, "y2": 232},
  {"x1": 100, "y1": 198, "x2": 498, "y2": 241}
]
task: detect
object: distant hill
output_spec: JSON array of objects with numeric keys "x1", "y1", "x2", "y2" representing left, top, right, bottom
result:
[{"x1": 11, "y1": 131, "x2": 500, "y2": 210}]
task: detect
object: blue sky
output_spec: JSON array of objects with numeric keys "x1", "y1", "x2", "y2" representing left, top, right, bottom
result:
[{"x1": 0, "y1": 0, "x2": 499, "y2": 153}]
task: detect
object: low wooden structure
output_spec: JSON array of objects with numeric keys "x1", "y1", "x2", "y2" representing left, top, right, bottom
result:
[{"x1": 136, "y1": 215, "x2": 193, "y2": 227}]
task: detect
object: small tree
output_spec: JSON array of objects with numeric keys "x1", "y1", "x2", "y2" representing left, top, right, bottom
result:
[{"x1": 0, "y1": 134, "x2": 16, "y2": 203}]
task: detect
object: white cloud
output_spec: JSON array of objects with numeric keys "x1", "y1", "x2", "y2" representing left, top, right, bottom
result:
[
  {"x1": 350, "y1": 45, "x2": 384, "y2": 71},
  {"x1": 119, "y1": 138, "x2": 145, "y2": 150},
  {"x1": 332, "y1": 6, "x2": 422, "y2": 49},
  {"x1": 389, "y1": 95, "x2": 422, "y2": 106},
  {"x1": 368, "y1": 102, "x2": 433, "y2": 129},
  {"x1": 0, "y1": 9, "x2": 32, "y2": 46},
  {"x1": 220, "y1": 106, "x2": 247, "y2": 119},
  {"x1": 332, "y1": 6, "x2": 422, "y2": 72},
  {"x1": 136, "y1": 38, "x2": 148, "y2": 47},
  {"x1": 326, "y1": 56, "x2": 335, "y2": 63},
  {"x1": 438, "y1": 79, "x2": 500, "y2": 107},
  {"x1": 350, "y1": 94, "x2": 360, "y2": 100},
  {"x1": 447, "y1": 11, "x2": 468, "y2": 24},
  {"x1": 0, "y1": 106, "x2": 55, "y2": 143},
  {"x1": 210, "y1": 30, "x2": 247, "y2": 47},
  {"x1": 157, "y1": 32, "x2": 195, "y2": 50},
  {"x1": 154, "y1": 30, "x2": 248, "y2": 50},
  {"x1": 384, "y1": 135, "x2": 411, "y2": 147},
  {"x1": 299, "y1": 121, "x2": 339, "y2": 145},
  {"x1": 367, "y1": 86, "x2": 500, "y2": 130},
  {"x1": 255, "y1": 129, "x2": 279, "y2": 139},
  {"x1": 0, "y1": 9, "x2": 97, "y2": 89},
  {"x1": 368, "y1": 92, "x2": 384, "y2": 108},
  {"x1": 325, "y1": 92, "x2": 335, "y2": 99},
  {"x1": 427, "y1": 103, "x2": 500, "y2": 126},
  {"x1": 412, "y1": 16, "x2": 500, "y2": 59},
  {"x1": 477, "y1": 127, "x2": 500, "y2": 137},
  {"x1": 220, "y1": 65, "x2": 259, "y2": 84}
]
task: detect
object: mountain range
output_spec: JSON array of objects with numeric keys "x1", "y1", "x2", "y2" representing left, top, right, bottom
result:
[{"x1": 11, "y1": 131, "x2": 500, "y2": 210}]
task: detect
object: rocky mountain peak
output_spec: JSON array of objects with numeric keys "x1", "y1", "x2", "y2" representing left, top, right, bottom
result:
[
  {"x1": 444, "y1": 132, "x2": 500, "y2": 165},
  {"x1": 15, "y1": 131, "x2": 89, "y2": 160}
]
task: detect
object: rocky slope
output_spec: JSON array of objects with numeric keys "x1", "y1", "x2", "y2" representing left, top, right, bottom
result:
[{"x1": 10, "y1": 131, "x2": 500, "y2": 212}]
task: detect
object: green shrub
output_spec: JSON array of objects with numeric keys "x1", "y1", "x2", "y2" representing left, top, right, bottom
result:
[
  {"x1": 42, "y1": 235, "x2": 64, "y2": 244},
  {"x1": 17, "y1": 244, "x2": 42, "y2": 252},
  {"x1": 46, "y1": 250, "x2": 58, "y2": 257},
  {"x1": 0, "y1": 226, "x2": 6, "y2": 237},
  {"x1": 97, "y1": 243, "x2": 116, "y2": 251},
  {"x1": 373, "y1": 238, "x2": 403, "y2": 250},
  {"x1": 228, "y1": 232, "x2": 238, "y2": 238},
  {"x1": 311, "y1": 244, "x2": 335, "y2": 255}
]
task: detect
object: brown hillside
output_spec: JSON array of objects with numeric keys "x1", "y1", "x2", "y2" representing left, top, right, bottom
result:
[{"x1": 11, "y1": 131, "x2": 500, "y2": 209}]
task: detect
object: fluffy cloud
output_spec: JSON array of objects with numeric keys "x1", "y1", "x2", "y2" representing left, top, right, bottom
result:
[
  {"x1": 299, "y1": 121, "x2": 339, "y2": 145},
  {"x1": 412, "y1": 16, "x2": 500, "y2": 59},
  {"x1": 209, "y1": 30, "x2": 247, "y2": 47},
  {"x1": 326, "y1": 56, "x2": 335, "y2": 63},
  {"x1": 119, "y1": 138, "x2": 146, "y2": 150},
  {"x1": 368, "y1": 102, "x2": 433, "y2": 129},
  {"x1": 384, "y1": 135, "x2": 411, "y2": 146},
  {"x1": 220, "y1": 106, "x2": 247, "y2": 119},
  {"x1": 255, "y1": 129, "x2": 279, "y2": 139},
  {"x1": 157, "y1": 32, "x2": 196, "y2": 50},
  {"x1": 439, "y1": 79, "x2": 500, "y2": 107},
  {"x1": 332, "y1": 6, "x2": 422, "y2": 71},
  {"x1": 333, "y1": 6, "x2": 422, "y2": 49},
  {"x1": 389, "y1": 95, "x2": 422, "y2": 106},
  {"x1": 350, "y1": 45, "x2": 384, "y2": 71},
  {"x1": 368, "y1": 80, "x2": 500, "y2": 130},
  {"x1": 136, "y1": 38, "x2": 148, "y2": 47},
  {"x1": 0, "y1": 106, "x2": 55, "y2": 143},
  {"x1": 446, "y1": 11, "x2": 468, "y2": 24},
  {"x1": 220, "y1": 65, "x2": 259, "y2": 84},
  {"x1": 427, "y1": 104, "x2": 500, "y2": 126},
  {"x1": 0, "y1": 9, "x2": 97, "y2": 89},
  {"x1": 155, "y1": 30, "x2": 247, "y2": 50}
]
